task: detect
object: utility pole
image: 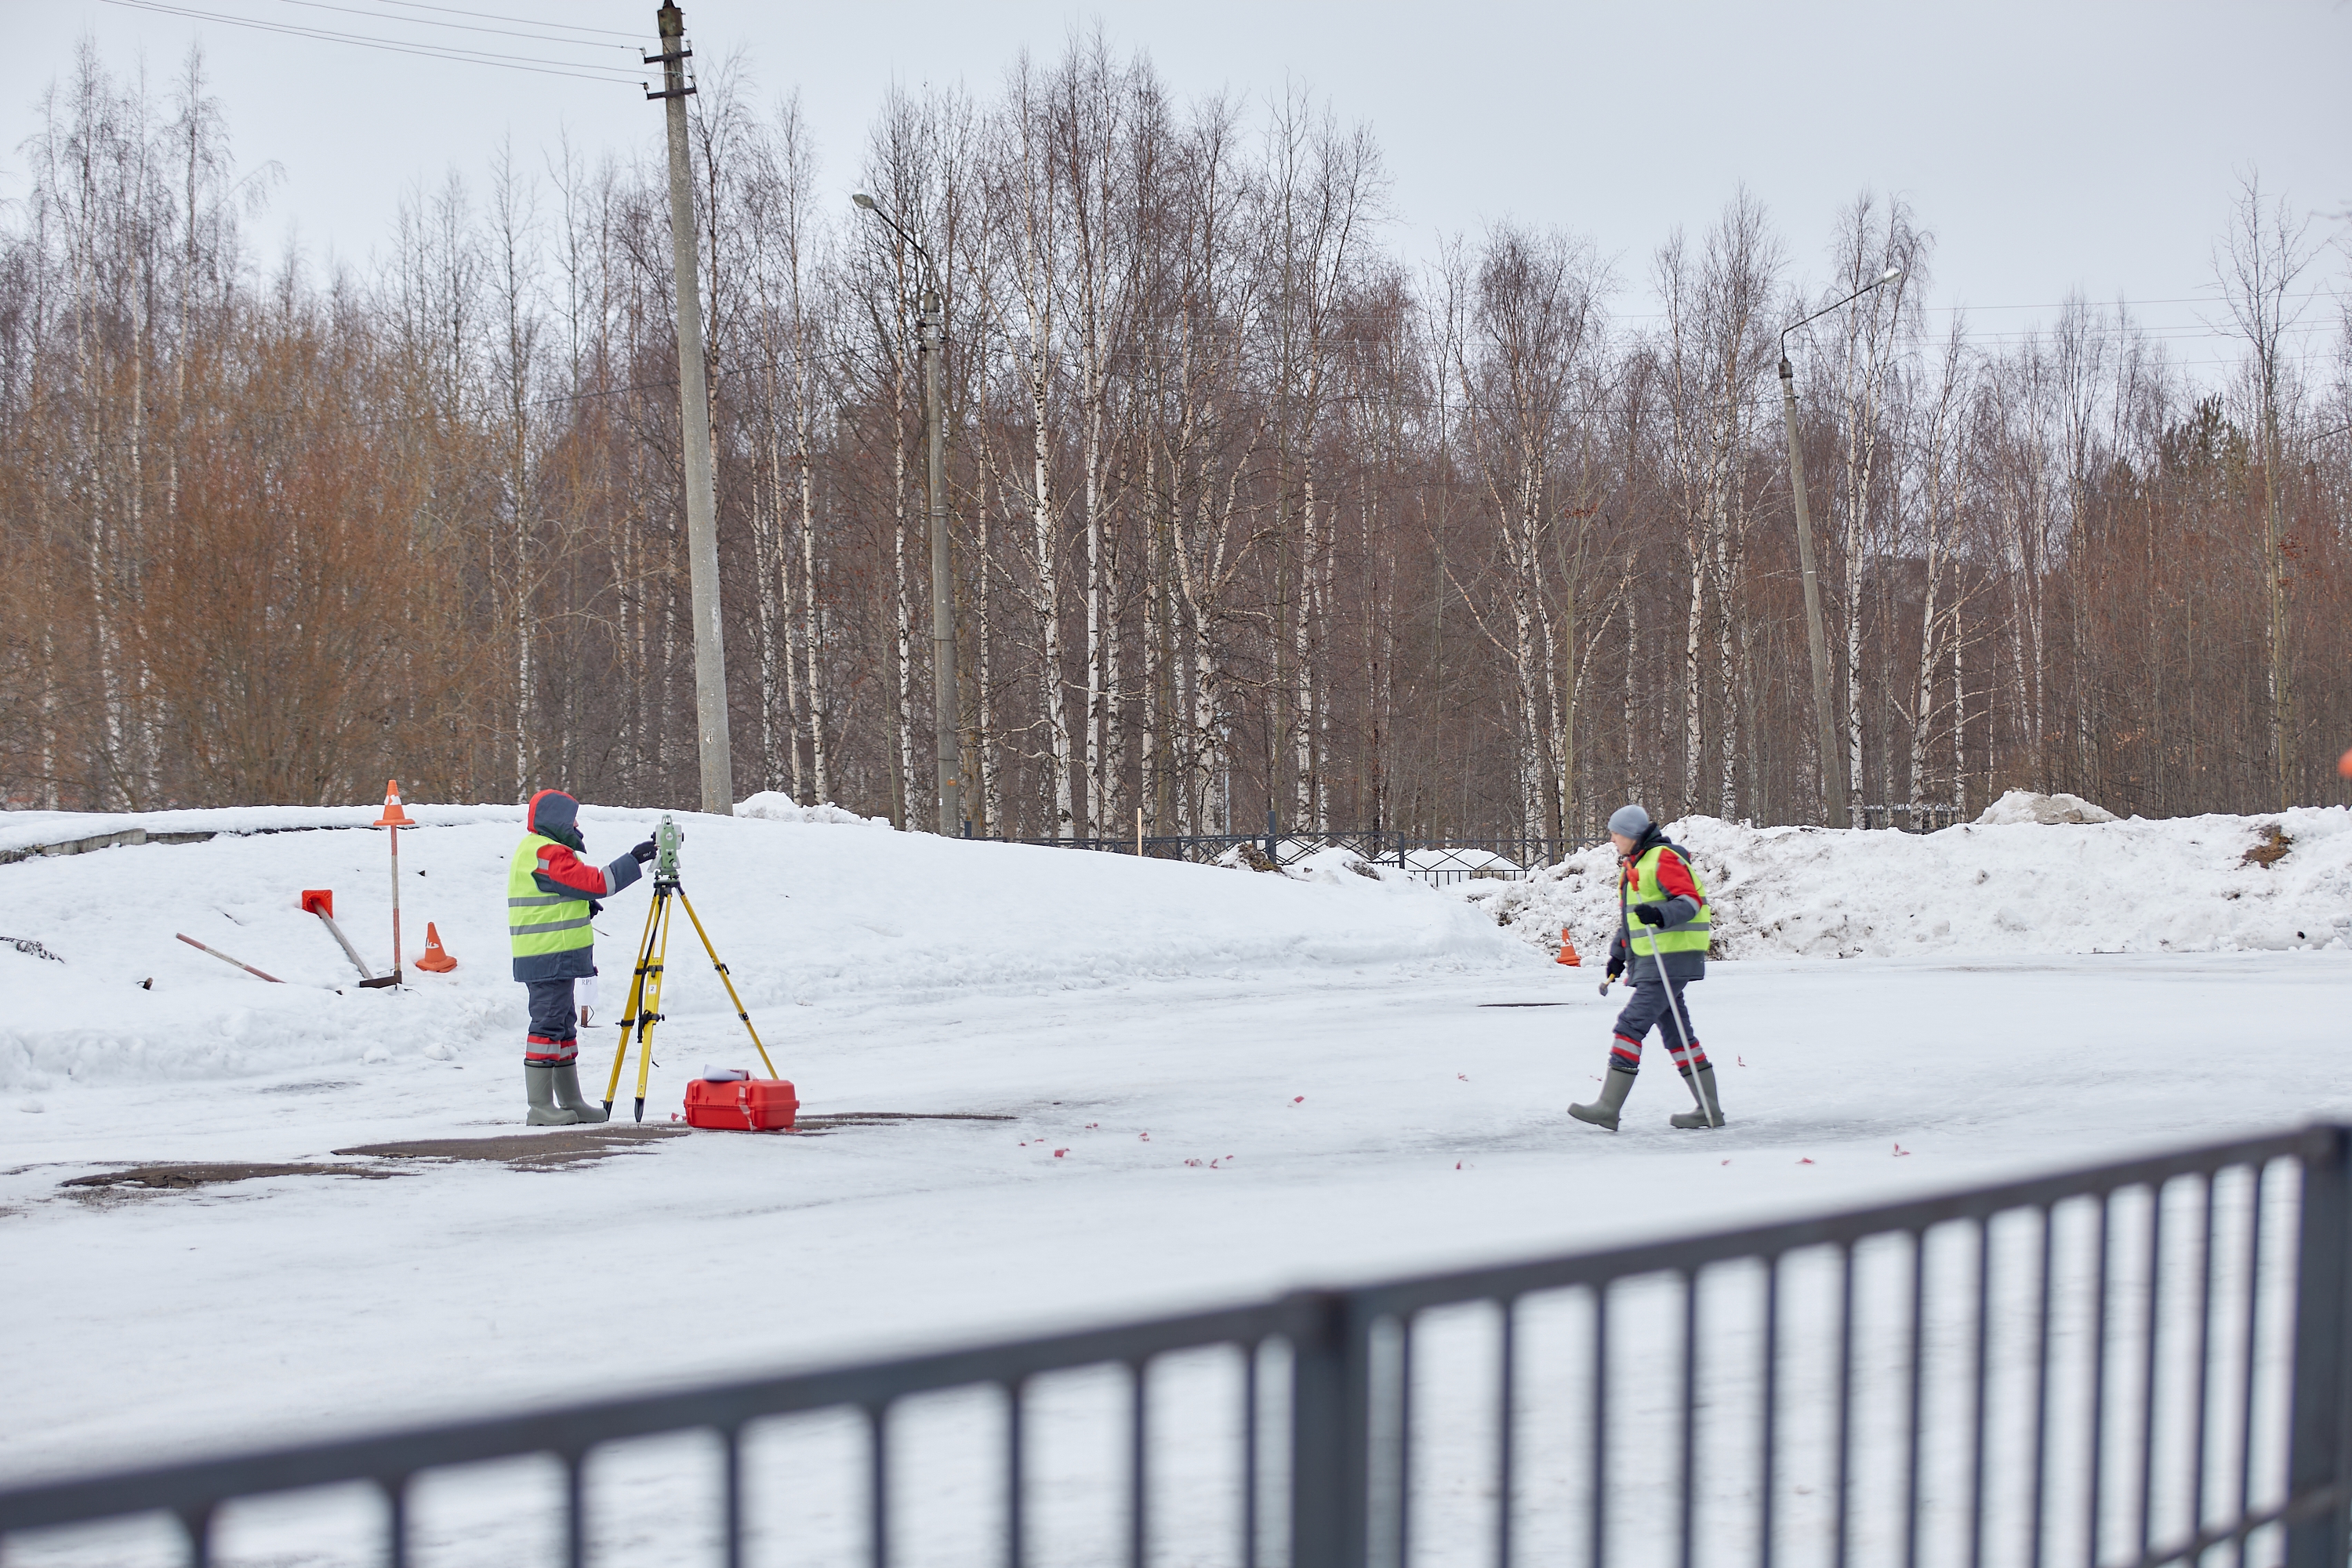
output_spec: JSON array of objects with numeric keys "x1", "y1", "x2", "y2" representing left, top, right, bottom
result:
[
  {"x1": 921, "y1": 290, "x2": 960, "y2": 834},
  {"x1": 648, "y1": 3, "x2": 734, "y2": 816},
  {"x1": 1775, "y1": 265, "x2": 1900, "y2": 826},
  {"x1": 854, "y1": 192, "x2": 960, "y2": 835},
  {"x1": 1778, "y1": 355, "x2": 1846, "y2": 819}
]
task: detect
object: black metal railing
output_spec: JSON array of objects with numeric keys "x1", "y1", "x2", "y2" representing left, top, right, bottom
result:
[
  {"x1": 5, "y1": 1125, "x2": 2345, "y2": 1567},
  {"x1": 1857, "y1": 803, "x2": 1967, "y2": 833}
]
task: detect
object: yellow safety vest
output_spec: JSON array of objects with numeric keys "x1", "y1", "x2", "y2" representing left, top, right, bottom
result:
[
  {"x1": 507, "y1": 833, "x2": 595, "y2": 964},
  {"x1": 1621, "y1": 844, "x2": 1711, "y2": 956}
]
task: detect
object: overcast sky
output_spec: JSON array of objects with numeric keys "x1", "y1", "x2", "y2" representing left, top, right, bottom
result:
[{"x1": 13, "y1": 0, "x2": 2350, "y2": 381}]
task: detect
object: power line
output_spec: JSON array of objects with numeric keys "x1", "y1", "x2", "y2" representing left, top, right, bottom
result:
[
  {"x1": 1614, "y1": 287, "x2": 2337, "y2": 325},
  {"x1": 98, "y1": 0, "x2": 644, "y2": 84},
  {"x1": 270, "y1": 0, "x2": 641, "y2": 56},
  {"x1": 372, "y1": 0, "x2": 645, "y2": 39}
]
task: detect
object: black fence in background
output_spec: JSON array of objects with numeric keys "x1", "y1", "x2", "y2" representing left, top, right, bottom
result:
[
  {"x1": 3, "y1": 1124, "x2": 2346, "y2": 1567},
  {"x1": 985, "y1": 814, "x2": 1560, "y2": 885},
  {"x1": 1858, "y1": 804, "x2": 1968, "y2": 832},
  {"x1": 985, "y1": 806, "x2": 1969, "y2": 884}
]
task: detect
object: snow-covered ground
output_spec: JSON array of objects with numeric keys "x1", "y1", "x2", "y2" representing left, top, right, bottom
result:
[{"x1": 1, "y1": 799, "x2": 2347, "y2": 1564}]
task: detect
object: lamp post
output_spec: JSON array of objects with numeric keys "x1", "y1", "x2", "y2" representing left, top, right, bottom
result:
[
  {"x1": 1777, "y1": 263, "x2": 1901, "y2": 825},
  {"x1": 855, "y1": 193, "x2": 960, "y2": 836}
]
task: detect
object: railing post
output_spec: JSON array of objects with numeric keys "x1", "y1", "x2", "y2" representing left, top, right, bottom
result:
[
  {"x1": 1266, "y1": 810, "x2": 1279, "y2": 866},
  {"x1": 1290, "y1": 1290, "x2": 1371, "y2": 1568},
  {"x1": 2287, "y1": 1125, "x2": 2352, "y2": 1568}
]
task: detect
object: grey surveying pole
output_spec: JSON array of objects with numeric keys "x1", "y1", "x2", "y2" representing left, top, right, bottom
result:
[
  {"x1": 649, "y1": 4, "x2": 734, "y2": 817},
  {"x1": 1775, "y1": 264, "x2": 1901, "y2": 826},
  {"x1": 854, "y1": 193, "x2": 960, "y2": 835}
]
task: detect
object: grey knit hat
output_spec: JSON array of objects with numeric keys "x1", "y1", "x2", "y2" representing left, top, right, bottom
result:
[{"x1": 1607, "y1": 803, "x2": 1652, "y2": 839}]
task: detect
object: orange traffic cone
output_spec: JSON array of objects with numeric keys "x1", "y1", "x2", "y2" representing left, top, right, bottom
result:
[
  {"x1": 414, "y1": 922, "x2": 457, "y2": 973},
  {"x1": 1556, "y1": 927, "x2": 1581, "y2": 967},
  {"x1": 2339, "y1": 746, "x2": 2352, "y2": 779},
  {"x1": 373, "y1": 779, "x2": 417, "y2": 829}
]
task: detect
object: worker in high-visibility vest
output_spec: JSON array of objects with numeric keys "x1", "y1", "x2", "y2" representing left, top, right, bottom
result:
[
  {"x1": 509, "y1": 790, "x2": 654, "y2": 1125},
  {"x1": 1570, "y1": 804, "x2": 1726, "y2": 1132}
]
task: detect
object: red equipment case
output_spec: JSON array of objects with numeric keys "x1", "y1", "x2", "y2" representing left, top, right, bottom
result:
[{"x1": 682, "y1": 1077, "x2": 800, "y2": 1132}]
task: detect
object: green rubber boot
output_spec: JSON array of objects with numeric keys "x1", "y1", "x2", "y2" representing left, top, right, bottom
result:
[
  {"x1": 525, "y1": 1064, "x2": 584, "y2": 1126},
  {"x1": 553, "y1": 1062, "x2": 609, "y2": 1124},
  {"x1": 1569, "y1": 1067, "x2": 1637, "y2": 1132},
  {"x1": 1670, "y1": 1064, "x2": 1727, "y2": 1129}
]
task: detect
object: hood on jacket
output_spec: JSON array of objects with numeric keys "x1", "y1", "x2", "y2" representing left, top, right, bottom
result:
[{"x1": 526, "y1": 789, "x2": 580, "y2": 839}]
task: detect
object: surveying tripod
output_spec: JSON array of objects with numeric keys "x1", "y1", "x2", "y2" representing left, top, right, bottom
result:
[{"x1": 602, "y1": 815, "x2": 778, "y2": 1123}]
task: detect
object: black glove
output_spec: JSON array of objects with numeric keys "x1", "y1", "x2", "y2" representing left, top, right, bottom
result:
[
  {"x1": 587, "y1": 898, "x2": 604, "y2": 917},
  {"x1": 1606, "y1": 955, "x2": 1625, "y2": 982},
  {"x1": 631, "y1": 840, "x2": 657, "y2": 863},
  {"x1": 1632, "y1": 902, "x2": 1668, "y2": 927}
]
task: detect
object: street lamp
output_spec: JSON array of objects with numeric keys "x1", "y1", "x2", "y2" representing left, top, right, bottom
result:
[
  {"x1": 1775, "y1": 263, "x2": 1902, "y2": 825},
  {"x1": 854, "y1": 193, "x2": 961, "y2": 837}
]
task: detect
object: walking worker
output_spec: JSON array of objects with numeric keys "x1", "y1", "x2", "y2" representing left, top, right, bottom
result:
[
  {"x1": 1569, "y1": 804, "x2": 1727, "y2": 1132},
  {"x1": 510, "y1": 790, "x2": 655, "y2": 1126}
]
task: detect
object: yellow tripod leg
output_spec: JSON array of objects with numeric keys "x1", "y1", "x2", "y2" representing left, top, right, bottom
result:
[
  {"x1": 673, "y1": 887, "x2": 779, "y2": 1079},
  {"x1": 604, "y1": 890, "x2": 662, "y2": 1112},
  {"x1": 631, "y1": 890, "x2": 674, "y2": 1122}
]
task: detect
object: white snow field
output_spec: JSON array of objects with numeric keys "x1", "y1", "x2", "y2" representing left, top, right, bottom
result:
[{"x1": 2, "y1": 800, "x2": 2348, "y2": 1566}]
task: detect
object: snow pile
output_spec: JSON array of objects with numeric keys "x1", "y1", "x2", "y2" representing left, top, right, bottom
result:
[
  {"x1": 0, "y1": 801, "x2": 1529, "y2": 1094},
  {"x1": 735, "y1": 792, "x2": 892, "y2": 827},
  {"x1": 1468, "y1": 807, "x2": 2352, "y2": 960},
  {"x1": 1975, "y1": 789, "x2": 2120, "y2": 826}
]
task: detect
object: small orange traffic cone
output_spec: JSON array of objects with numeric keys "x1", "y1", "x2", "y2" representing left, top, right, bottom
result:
[
  {"x1": 1556, "y1": 927, "x2": 1582, "y2": 967},
  {"x1": 372, "y1": 779, "x2": 417, "y2": 829},
  {"x1": 414, "y1": 922, "x2": 457, "y2": 973}
]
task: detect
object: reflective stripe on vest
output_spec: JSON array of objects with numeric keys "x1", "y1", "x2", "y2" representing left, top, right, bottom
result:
[
  {"x1": 1622, "y1": 844, "x2": 1711, "y2": 956},
  {"x1": 508, "y1": 833, "x2": 595, "y2": 961}
]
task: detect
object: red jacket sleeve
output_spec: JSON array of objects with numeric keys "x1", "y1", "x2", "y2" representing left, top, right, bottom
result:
[
  {"x1": 534, "y1": 842, "x2": 615, "y2": 898},
  {"x1": 1652, "y1": 848, "x2": 1700, "y2": 902}
]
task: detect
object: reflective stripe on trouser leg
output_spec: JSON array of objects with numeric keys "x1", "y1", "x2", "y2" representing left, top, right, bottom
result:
[
  {"x1": 1610, "y1": 1033, "x2": 1642, "y2": 1073},
  {"x1": 1658, "y1": 987, "x2": 1704, "y2": 1072},
  {"x1": 524, "y1": 978, "x2": 579, "y2": 1063},
  {"x1": 524, "y1": 1033, "x2": 579, "y2": 1065}
]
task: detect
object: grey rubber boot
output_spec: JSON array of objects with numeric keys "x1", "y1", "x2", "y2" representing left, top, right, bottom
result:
[
  {"x1": 552, "y1": 1062, "x2": 609, "y2": 1124},
  {"x1": 525, "y1": 1064, "x2": 583, "y2": 1126},
  {"x1": 1569, "y1": 1067, "x2": 1638, "y2": 1132},
  {"x1": 1669, "y1": 1064, "x2": 1727, "y2": 1129}
]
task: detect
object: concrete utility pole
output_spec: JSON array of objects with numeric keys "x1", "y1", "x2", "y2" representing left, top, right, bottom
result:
[
  {"x1": 855, "y1": 193, "x2": 961, "y2": 835},
  {"x1": 1776, "y1": 265, "x2": 1901, "y2": 825},
  {"x1": 648, "y1": 4, "x2": 734, "y2": 816},
  {"x1": 1777, "y1": 357, "x2": 1846, "y2": 820}
]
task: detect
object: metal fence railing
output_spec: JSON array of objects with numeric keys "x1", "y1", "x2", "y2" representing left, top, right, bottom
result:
[
  {"x1": 994, "y1": 816, "x2": 1564, "y2": 885},
  {"x1": 1859, "y1": 804, "x2": 1967, "y2": 833},
  {"x1": 5, "y1": 1124, "x2": 2345, "y2": 1567}
]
